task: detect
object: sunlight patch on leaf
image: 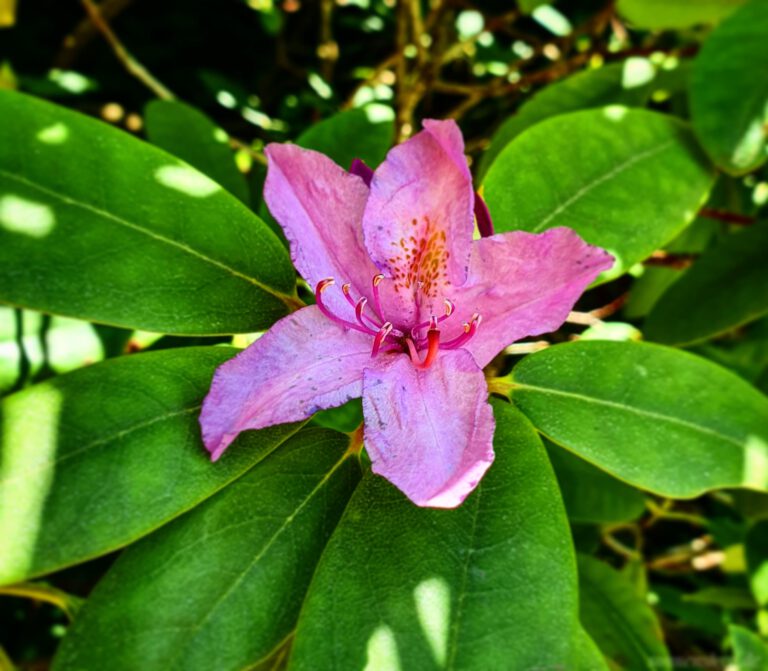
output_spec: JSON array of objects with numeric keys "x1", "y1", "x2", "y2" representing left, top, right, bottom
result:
[
  {"x1": 744, "y1": 435, "x2": 768, "y2": 490},
  {"x1": 36, "y1": 122, "x2": 69, "y2": 145},
  {"x1": 0, "y1": 385, "x2": 61, "y2": 583},
  {"x1": 363, "y1": 624, "x2": 402, "y2": 671},
  {"x1": 603, "y1": 105, "x2": 629, "y2": 122},
  {"x1": 0, "y1": 194, "x2": 55, "y2": 238},
  {"x1": 413, "y1": 576, "x2": 451, "y2": 667},
  {"x1": 154, "y1": 165, "x2": 221, "y2": 198},
  {"x1": 621, "y1": 58, "x2": 656, "y2": 89}
]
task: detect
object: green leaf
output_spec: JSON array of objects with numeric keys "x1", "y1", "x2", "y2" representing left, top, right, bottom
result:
[
  {"x1": 646, "y1": 224, "x2": 768, "y2": 346},
  {"x1": 617, "y1": 0, "x2": 746, "y2": 28},
  {"x1": 547, "y1": 442, "x2": 646, "y2": 524},
  {"x1": 296, "y1": 105, "x2": 394, "y2": 170},
  {"x1": 0, "y1": 346, "x2": 301, "y2": 584},
  {"x1": 578, "y1": 554, "x2": 671, "y2": 671},
  {"x1": 483, "y1": 108, "x2": 715, "y2": 282},
  {"x1": 0, "y1": 90, "x2": 296, "y2": 335},
  {"x1": 746, "y1": 519, "x2": 768, "y2": 606},
  {"x1": 729, "y1": 625, "x2": 768, "y2": 670},
  {"x1": 478, "y1": 61, "x2": 657, "y2": 179},
  {"x1": 690, "y1": 0, "x2": 768, "y2": 174},
  {"x1": 573, "y1": 627, "x2": 610, "y2": 671},
  {"x1": 510, "y1": 341, "x2": 768, "y2": 497},
  {"x1": 144, "y1": 99, "x2": 250, "y2": 204},
  {"x1": 289, "y1": 401, "x2": 579, "y2": 670},
  {"x1": 51, "y1": 429, "x2": 359, "y2": 671}
]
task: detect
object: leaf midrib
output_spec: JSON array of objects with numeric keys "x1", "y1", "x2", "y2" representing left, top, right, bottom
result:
[
  {"x1": 512, "y1": 382, "x2": 744, "y2": 449},
  {"x1": 0, "y1": 168, "x2": 295, "y2": 305}
]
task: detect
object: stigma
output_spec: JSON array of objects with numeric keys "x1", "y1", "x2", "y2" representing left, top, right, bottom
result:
[{"x1": 314, "y1": 275, "x2": 480, "y2": 369}]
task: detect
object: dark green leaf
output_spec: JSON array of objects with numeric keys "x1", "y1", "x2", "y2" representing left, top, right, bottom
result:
[
  {"x1": 547, "y1": 442, "x2": 646, "y2": 524},
  {"x1": 52, "y1": 429, "x2": 359, "y2": 671},
  {"x1": 573, "y1": 627, "x2": 610, "y2": 671},
  {"x1": 579, "y1": 554, "x2": 671, "y2": 671},
  {"x1": 144, "y1": 99, "x2": 250, "y2": 204},
  {"x1": 289, "y1": 401, "x2": 579, "y2": 670},
  {"x1": 0, "y1": 90, "x2": 296, "y2": 334},
  {"x1": 746, "y1": 519, "x2": 768, "y2": 606},
  {"x1": 478, "y1": 61, "x2": 656, "y2": 179},
  {"x1": 511, "y1": 341, "x2": 768, "y2": 497},
  {"x1": 690, "y1": 0, "x2": 768, "y2": 174},
  {"x1": 483, "y1": 109, "x2": 715, "y2": 282},
  {"x1": 0, "y1": 346, "x2": 300, "y2": 584},
  {"x1": 646, "y1": 224, "x2": 768, "y2": 346},
  {"x1": 617, "y1": 0, "x2": 746, "y2": 28}
]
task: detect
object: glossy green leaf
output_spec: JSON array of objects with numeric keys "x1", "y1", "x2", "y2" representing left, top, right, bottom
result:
[
  {"x1": 478, "y1": 61, "x2": 656, "y2": 178},
  {"x1": 547, "y1": 442, "x2": 646, "y2": 524},
  {"x1": 144, "y1": 99, "x2": 249, "y2": 204},
  {"x1": 52, "y1": 429, "x2": 359, "y2": 671},
  {"x1": 511, "y1": 341, "x2": 768, "y2": 497},
  {"x1": 617, "y1": 0, "x2": 746, "y2": 28},
  {"x1": 0, "y1": 346, "x2": 300, "y2": 584},
  {"x1": 690, "y1": 0, "x2": 768, "y2": 174},
  {"x1": 289, "y1": 401, "x2": 579, "y2": 670},
  {"x1": 746, "y1": 519, "x2": 768, "y2": 606},
  {"x1": 573, "y1": 627, "x2": 610, "y2": 671},
  {"x1": 646, "y1": 225, "x2": 768, "y2": 346},
  {"x1": 483, "y1": 109, "x2": 715, "y2": 282},
  {"x1": 297, "y1": 105, "x2": 394, "y2": 170},
  {"x1": 0, "y1": 90, "x2": 296, "y2": 334},
  {"x1": 729, "y1": 625, "x2": 768, "y2": 670},
  {"x1": 578, "y1": 554, "x2": 671, "y2": 671}
]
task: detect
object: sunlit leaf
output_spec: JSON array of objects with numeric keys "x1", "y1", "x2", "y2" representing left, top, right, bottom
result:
[
  {"x1": 51, "y1": 429, "x2": 359, "y2": 671},
  {"x1": 289, "y1": 402, "x2": 580, "y2": 670},
  {"x1": 0, "y1": 90, "x2": 296, "y2": 334},
  {"x1": 0, "y1": 346, "x2": 301, "y2": 584},
  {"x1": 483, "y1": 108, "x2": 715, "y2": 282},
  {"x1": 690, "y1": 0, "x2": 768, "y2": 174},
  {"x1": 617, "y1": 0, "x2": 746, "y2": 29},
  {"x1": 511, "y1": 341, "x2": 768, "y2": 497}
]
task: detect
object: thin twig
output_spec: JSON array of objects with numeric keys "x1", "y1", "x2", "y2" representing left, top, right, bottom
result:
[
  {"x1": 699, "y1": 207, "x2": 756, "y2": 226},
  {"x1": 643, "y1": 251, "x2": 698, "y2": 269},
  {"x1": 80, "y1": 0, "x2": 175, "y2": 100}
]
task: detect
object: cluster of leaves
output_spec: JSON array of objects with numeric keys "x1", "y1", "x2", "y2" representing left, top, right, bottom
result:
[{"x1": 0, "y1": 0, "x2": 767, "y2": 669}]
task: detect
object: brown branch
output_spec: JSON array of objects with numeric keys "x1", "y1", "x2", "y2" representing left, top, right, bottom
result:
[
  {"x1": 643, "y1": 251, "x2": 698, "y2": 269},
  {"x1": 56, "y1": 0, "x2": 134, "y2": 68},
  {"x1": 80, "y1": 0, "x2": 176, "y2": 100},
  {"x1": 699, "y1": 207, "x2": 756, "y2": 226}
]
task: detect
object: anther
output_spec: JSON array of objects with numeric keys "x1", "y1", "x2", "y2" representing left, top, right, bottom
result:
[
  {"x1": 441, "y1": 313, "x2": 482, "y2": 350},
  {"x1": 371, "y1": 322, "x2": 393, "y2": 358},
  {"x1": 371, "y1": 273, "x2": 385, "y2": 320},
  {"x1": 314, "y1": 278, "x2": 377, "y2": 335}
]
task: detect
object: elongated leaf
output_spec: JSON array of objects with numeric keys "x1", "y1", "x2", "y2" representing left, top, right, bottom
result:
[
  {"x1": 144, "y1": 99, "x2": 250, "y2": 204},
  {"x1": 690, "y1": 0, "x2": 768, "y2": 174},
  {"x1": 579, "y1": 554, "x2": 671, "y2": 671},
  {"x1": 0, "y1": 346, "x2": 300, "y2": 584},
  {"x1": 289, "y1": 401, "x2": 579, "y2": 670},
  {"x1": 511, "y1": 341, "x2": 768, "y2": 497},
  {"x1": 617, "y1": 0, "x2": 746, "y2": 28},
  {"x1": 478, "y1": 61, "x2": 656, "y2": 178},
  {"x1": 574, "y1": 627, "x2": 610, "y2": 671},
  {"x1": 646, "y1": 224, "x2": 768, "y2": 345},
  {"x1": 52, "y1": 429, "x2": 359, "y2": 671},
  {"x1": 483, "y1": 108, "x2": 715, "y2": 282},
  {"x1": 0, "y1": 90, "x2": 296, "y2": 334},
  {"x1": 547, "y1": 442, "x2": 646, "y2": 524}
]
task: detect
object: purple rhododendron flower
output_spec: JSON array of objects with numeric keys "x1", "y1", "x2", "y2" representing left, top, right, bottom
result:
[{"x1": 200, "y1": 119, "x2": 613, "y2": 508}]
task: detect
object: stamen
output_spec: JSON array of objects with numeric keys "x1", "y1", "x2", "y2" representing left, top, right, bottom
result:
[
  {"x1": 441, "y1": 314, "x2": 482, "y2": 350},
  {"x1": 314, "y1": 278, "x2": 377, "y2": 335},
  {"x1": 355, "y1": 297, "x2": 371, "y2": 330},
  {"x1": 371, "y1": 322, "x2": 393, "y2": 357},
  {"x1": 411, "y1": 298, "x2": 455, "y2": 338},
  {"x1": 406, "y1": 316, "x2": 441, "y2": 369},
  {"x1": 343, "y1": 281, "x2": 382, "y2": 329},
  {"x1": 371, "y1": 274, "x2": 385, "y2": 321}
]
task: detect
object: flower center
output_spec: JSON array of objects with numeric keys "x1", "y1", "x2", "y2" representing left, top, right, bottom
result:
[{"x1": 314, "y1": 275, "x2": 481, "y2": 369}]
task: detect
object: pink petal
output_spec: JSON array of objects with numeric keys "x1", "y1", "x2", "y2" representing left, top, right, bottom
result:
[
  {"x1": 362, "y1": 349, "x2": 495, "y2": 508},
  {"x1": 454, "y1": 228, "x2": 614, "y2": 368},
  {"x1": 362, "y1": 119, "x2": 475, "y2": 325},
  {"x1": 264, "y1": 144, "x2": 380, "y2": 313},
  {"x1": 200, "y1": 306, "x2": 371, "y2": 461}
]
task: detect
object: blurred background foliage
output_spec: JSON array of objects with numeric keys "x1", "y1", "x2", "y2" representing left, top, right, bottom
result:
[{"x1": 1, "y1": 0, "x2": 767, "y2": 669}]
